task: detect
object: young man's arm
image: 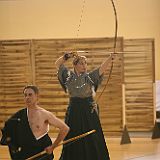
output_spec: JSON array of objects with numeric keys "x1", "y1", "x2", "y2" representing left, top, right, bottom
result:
[{"x1": 45, "y1": 111, "x2": 69, "y2": 154}]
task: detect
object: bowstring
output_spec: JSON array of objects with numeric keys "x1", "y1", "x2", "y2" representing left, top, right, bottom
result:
[
  {"x1": 74, "y1": 0, "x2": 86, "y2": 51},
  {"x1": 76, "y1": 0, "x2": 86, "y2": 39},
  {"x1": 48, "y1": 0, "x2": 86, "y2": 84}
]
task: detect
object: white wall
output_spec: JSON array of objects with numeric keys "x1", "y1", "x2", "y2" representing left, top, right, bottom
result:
[{"x1": 156, "y1": 81, "x2": 160, "y2": 111}]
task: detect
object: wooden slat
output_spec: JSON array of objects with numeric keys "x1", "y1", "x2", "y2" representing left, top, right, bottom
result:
[
  {"x1": 0, "y1": 40, "x2": 32, "y2": 124},
  {"x1": 123, "y1": 39, "x2": 155, "y2": 131}
]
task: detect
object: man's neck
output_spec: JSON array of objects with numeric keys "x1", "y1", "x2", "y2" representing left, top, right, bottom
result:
[{"x1": 27, "y1": 105, "x2": 39, "y2": 110}]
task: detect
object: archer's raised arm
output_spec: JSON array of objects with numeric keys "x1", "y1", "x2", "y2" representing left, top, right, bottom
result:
[{"x1": 99, "y1": 54, "x2": 115, "y2": 76}]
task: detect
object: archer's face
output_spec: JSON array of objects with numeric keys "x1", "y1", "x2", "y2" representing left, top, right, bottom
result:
[
  {"x1": 74, "y1": 59, "x2": 87, "y2": 74},
  {"x1": 23, "y1": 88, "x2": 38, "y2": 107}
]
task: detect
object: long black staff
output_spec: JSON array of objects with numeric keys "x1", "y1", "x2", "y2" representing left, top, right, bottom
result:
[{"x1": 26, "y1": 130, "x2": 96, "y2": 160}]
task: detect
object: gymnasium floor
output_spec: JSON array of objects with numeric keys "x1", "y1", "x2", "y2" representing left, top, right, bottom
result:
[{"x1": 0, "y1": 137, "x2": 160, "y2": 160}]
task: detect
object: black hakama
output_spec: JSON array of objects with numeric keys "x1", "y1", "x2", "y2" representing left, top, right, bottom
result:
[{"x1": 60, "y1": 97, "x2": 110, "y2": 160}]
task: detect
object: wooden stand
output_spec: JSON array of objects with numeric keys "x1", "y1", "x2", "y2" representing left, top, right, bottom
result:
[
  {"x1": 120, "y1": 125, "x2": 131, "y2": 145},
  {"x1": 152, "y1": 121, "x2": 160, "y2": 139}
]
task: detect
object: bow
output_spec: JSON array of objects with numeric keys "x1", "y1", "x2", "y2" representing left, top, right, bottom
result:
[{"x1": 96, "y1": 0, "x2": 118, "y2": 103}]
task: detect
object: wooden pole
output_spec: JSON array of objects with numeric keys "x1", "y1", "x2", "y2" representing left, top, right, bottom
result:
[
  {"x1": 120, "y1": 83, "x2": 131, "y2": 144},
  {"x1": 26, "y1": 130, "x2": 96, "y2": 160}
]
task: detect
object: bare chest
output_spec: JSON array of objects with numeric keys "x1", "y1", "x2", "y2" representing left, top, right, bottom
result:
[{"x1": 28, "y1": 111, "x2": 47, "y2": 132}]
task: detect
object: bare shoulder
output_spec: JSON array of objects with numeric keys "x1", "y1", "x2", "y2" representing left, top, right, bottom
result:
[
  {"x1": 36, "y1": 106, "x2": 64, "y2": 127},
  {"x1": 38, "y1": 107, "x2": 53, "y2": 116}
]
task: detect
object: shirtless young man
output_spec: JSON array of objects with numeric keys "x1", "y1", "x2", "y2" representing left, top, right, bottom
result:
[{"x1": 0, "y1": 85, "x2": 69, "y2": 160}]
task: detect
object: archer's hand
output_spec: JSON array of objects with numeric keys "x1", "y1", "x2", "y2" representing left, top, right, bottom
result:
[
  {"x1": 109, "y1": 53, "x2": 117, "y2": 61},
  {"x1": 45, "y1": 145, "x2": 54, "y2": 154},
  {"x1": 63, "y1": 52, "x2": 75, "y2": 60}
]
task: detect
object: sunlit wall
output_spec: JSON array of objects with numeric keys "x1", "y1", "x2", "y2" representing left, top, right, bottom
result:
[{"x1": 0, "y1": 0, "x2": 160, "y2": 79}]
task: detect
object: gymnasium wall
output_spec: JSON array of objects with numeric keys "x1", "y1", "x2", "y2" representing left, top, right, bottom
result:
[
  {"x1": 0, "y1": 0, "x2": 160, "y2": 79},
  {"x1": 0, "y1": 37, "x2": 155, "y2": 136}
]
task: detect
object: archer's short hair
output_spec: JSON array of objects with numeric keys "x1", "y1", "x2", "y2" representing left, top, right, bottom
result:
[
  {"x1": 73, "y1": 55, "x2": 87, "y2": 65},
  {"x1": 23, "y1": 85, "x2": 39, "y2": 94}
]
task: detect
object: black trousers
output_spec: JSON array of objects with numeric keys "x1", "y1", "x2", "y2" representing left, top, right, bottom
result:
[{"x1": 60, "y1": 96, "x2": 110, "y2": 160}]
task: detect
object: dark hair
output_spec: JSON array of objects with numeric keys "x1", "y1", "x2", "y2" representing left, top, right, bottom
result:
[
  {"x1": 23, "y1": 85, "x2": 39, "y2": 94},
  {"x1": 73, "y1": 55, "x2": 87, "y2": 65}
]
